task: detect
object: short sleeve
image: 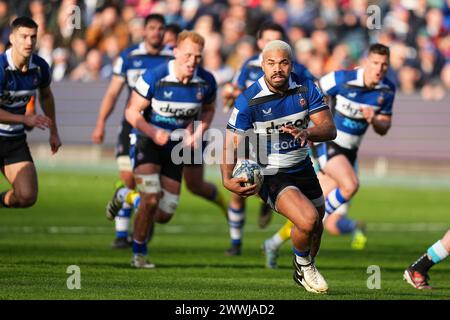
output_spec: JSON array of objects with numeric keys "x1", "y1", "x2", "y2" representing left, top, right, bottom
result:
[
  {"x1": 112, "y1": 50, "x2": 128, "y2": 77},
  {"x1": 226, "y1": 96, "x2": 252, "y2": 133},
  {"x1": 319, "y1": 71, "x2": 340, "y2": 96},
  {"x1": 203, "y1": 73, "x2": 217, "y2": 104},
  {"x1": 38, "y1": 59, "x2": 52, "y2": 88},
  {"x1": 306, "y1": 80, "x2": 328, "y2": 115},
  {"x1": 134, "y1": 69, "x2": 154, "y2": 100},
  {"x1": 379, "y1": 87, "x2": 395, "y2": 116}
]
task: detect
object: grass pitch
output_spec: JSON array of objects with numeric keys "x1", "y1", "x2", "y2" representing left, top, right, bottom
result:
[{"x1": 0, "y1": 166, "x2": 449, "y2": 300}]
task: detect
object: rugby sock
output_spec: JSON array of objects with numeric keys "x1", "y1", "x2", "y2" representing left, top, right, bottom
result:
[
  {"x1": 266, "y1": 220, "x2": 293, "y2": 250},
  {"x1": 336, "y1": 216, "x2": 357, "y2": 234},
  {"x1": 0, "y1": 191, "x2": 9, "y2": 208},
  {"x1": 132, "y1": 239, "x2": 147, "y2": 255},
  {"x1": 116, "y1": 187, "x2": 131, "y2": 202},
  {"x1": 228, "y1": 206, "x2": 245, "y2": 246},
  {"x1": 427, "y1": 240, "x2": 449, "y2": 264},
  {"x1": 410, "y1": 253, "x2": 434, "y2": 274},
  {"x1": 325, "y1": 188, "x2": 347, "y2": 214},
  {"x1": 125, "y1": 190, "x2": 140, "y2": 209},
  {"x1": 293, "y1": 247, "x2": 312, "y2": 265},
  {"x1": 115, "y1": 202, "x2": 133, "y2": 239}
]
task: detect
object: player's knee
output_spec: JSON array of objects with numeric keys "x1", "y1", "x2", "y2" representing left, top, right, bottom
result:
[
  {"x1": 15, "y1": 190, "x2": 37, "y2": 208},
  {"x1": 324, "y1": 218, "x2": 340, "y2": 235},
  {"x1": 140, "y1": 194, "x2": 159, "y2": 211},
  {"x1": 154, "y1": 190, "x2": 179, "y2": 223},
  {"x1": 340, "y1": 179, "x2": 359, "y2": 198},
  {"x1": 154, "y1": 211, "x2": 172, "y2": 224},
  {"x1": 296, "y1": 210, "x2": 319, "y2": 234},
  {"x1": 121, "y1": 175, "x2": 136, "y2": 189},
  {"x1": 230, "y1": 194, "x2": 245, "y2": 211}
]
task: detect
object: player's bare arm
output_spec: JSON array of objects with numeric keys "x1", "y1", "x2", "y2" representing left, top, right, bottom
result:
[
  {"x1": 221, "y1": 129, "x2": 257, "y2": 197},
  {"x1": 186, "y1": 102, "x2": 215, "y2": 148},
  {"x1": 0, "y1": 107, "x2": 50, "y2": 130},
  {"x1": 125, "y1": 90, "x2": 169, "y2": 146},
  {"x1": 281, "y1": 108, "x2": 336, "y2": 146},
  {"x1": 92, "y1": 75, "x2": 126, "y2": 144},
  {"x1": 361, "y1": 106, "x2": 391, "y2": 135},
  {"x1": 222, "y1": 83, "x2": 242, "y2": 111},
  {"x1": 38, "y1": 85, "x2": 61, "y2": 154}
]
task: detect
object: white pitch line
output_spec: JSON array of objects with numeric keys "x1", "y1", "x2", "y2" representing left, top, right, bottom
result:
[{"x1": 0, "y1": 223, "x2": 447, "y2": 235}]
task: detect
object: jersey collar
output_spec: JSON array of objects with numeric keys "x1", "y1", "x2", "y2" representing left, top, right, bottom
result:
[
  {"x1": 348, "y1": 67, "x2": 390, "y2": 90},
  {"x1": 167, "y1": 59, "x2": 200, "y2": 83},
  {"x1": 255, "y1": 74, "x2": 299, "y2": 98},
  {"x1": 5, "y1": 48, "x2": 37, "y2": 71}
]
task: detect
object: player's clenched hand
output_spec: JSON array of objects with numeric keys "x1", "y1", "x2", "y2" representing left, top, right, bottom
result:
[
  {"x1": 91, "y1": 125, "x2": 104, "y2": 144},
  {"x1": 49, "y1": 133, "x2": 62, "y2": 154},
  {"x1": 360, "y1": 106, "x2": 375, "y2": 124},
  {"x1": 281, "y1": 125, "x2": 310, "y2": 147},
  {"x1": 24, "y1": 114, "x2": 51, "y2": 130},
  {"x1": 223, "y1": 177, "x2": 257, "y2": 198},
  {"x1": 152, "y1": 128, "x2": 170, "y2": 146}
]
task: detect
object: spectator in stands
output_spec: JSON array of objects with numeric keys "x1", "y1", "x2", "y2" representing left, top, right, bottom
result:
[
  {"x1": 85, "y1": 5, "x2": 129, "y2": 53},
  {"x1": 70, "y1": 48, "x2": 110, "y2": 82},
  {"x1": 52, "y1": 47, "x2": 70, "y2": 82}
]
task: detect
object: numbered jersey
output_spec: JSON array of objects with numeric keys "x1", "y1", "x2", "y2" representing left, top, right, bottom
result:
[
  {"x1": 134, "y1": 60, "x2": 217, "y2": 133},
  {"x1": 319, "y1": 68, "x2": 395, "y2": 150},
  {"x1": 0, "y1": 49, "x2": 51, "y2": 138}
]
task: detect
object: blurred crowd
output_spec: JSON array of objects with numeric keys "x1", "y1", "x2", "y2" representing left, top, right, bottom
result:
[{"x1": 0, "y1": 0, "x2": 448, "y2": 100}]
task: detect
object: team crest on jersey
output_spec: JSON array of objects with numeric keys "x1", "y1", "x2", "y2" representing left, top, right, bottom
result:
[
  {"x1": 33, "y1": 76, "x2": 39, "y2": 86},
  {"x1": 377, "y1": 94, "x2": 385, "y2": 106},
  {"x1": 196, "y1": 89, "x2": 203, "y2": 101},
  {"x1": 299, "y1": 97, "x2": 307, "y2": 107}
]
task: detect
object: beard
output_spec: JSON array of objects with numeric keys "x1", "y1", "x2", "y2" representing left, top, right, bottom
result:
[{"x1": 268, "y1": 73, "x2": 288, "y2": 89}]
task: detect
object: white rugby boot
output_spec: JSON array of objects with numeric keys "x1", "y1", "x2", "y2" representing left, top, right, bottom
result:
[
  {"x1": 131, "y1": 254, "x2": 155, "y2": 269},
  {"x1": 293, "y1": 256, "x2": 328, "y2": 294}
]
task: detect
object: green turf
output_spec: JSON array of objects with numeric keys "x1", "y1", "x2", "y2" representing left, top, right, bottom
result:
[{"x1": 0, "y1": 168, "x2": 449, "y2": 300}]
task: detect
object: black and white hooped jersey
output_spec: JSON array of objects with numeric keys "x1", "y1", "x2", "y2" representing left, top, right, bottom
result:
[
  {"x1": 0, "y1": 49, "x2": 51, "y2": 138},
  {"x1": 134, "y1": 60, "x2": 217, "y2": 134},
  {"x1": 112, "y1": 42, "x2": 173, "y2": 92},
  {"x1": 319, "y1": 68, "x2": 396, "y2": 150},
  {"x1": 227, "y1": 73, "x2": 329, "y2": 172}
]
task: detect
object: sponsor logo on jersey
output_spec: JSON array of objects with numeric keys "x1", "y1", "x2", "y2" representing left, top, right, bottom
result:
[
  {"x1": 273, "y1": 138, "x2": 299, "y2": 151},
  {"x1": 299, "y1": 98, "x2": 306, "y2": 107},
  {"x1": 0, "y1": 92, "x2": 32, "y2": 105},
  {"x1": 348, "y1": 92, "x2": 357, "y2": 98},
  {"x1": 163, "y1": 90, "x2": 173, "y2": 98},
  {"x1": 159, "y1": 104, "x2": 198, "y2": 117},
  {"x1": 133, "y1": 60, "x2": 143, "y2": 67},
  {"x1": 262, "y1": 108, "x2": 272, "y2": 116},
  {"x1": 265, "y1": 116, "x2": 310, "y2": 134}
]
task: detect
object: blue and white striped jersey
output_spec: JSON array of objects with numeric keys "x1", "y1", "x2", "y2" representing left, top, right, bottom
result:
[
  {"x1": 235, "y1": 53, "x2": 314, "y2": 90},
  {"x1": 112, "y1": 42, "x2": 173, "y2": 92},
  {"x1": 0, "y1": 49, "x2": 51, "y2": 138},
  {"x1": 227, "y1": 73, "x2": 328, "y2": 171},
  {"x1": 319, "y1": 68, "x2": 395, "y2": 150},
  {"x1": 134, "y1": 60, "x2": 217, "y2": 133}
]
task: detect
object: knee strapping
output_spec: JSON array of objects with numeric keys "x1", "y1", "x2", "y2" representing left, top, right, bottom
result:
[
  {"x1": 135, "y1": 174, "x2": 161, "y2": 193},
  {"x1": 158, "y1": 189, "x2": 180, "y2": 215}
]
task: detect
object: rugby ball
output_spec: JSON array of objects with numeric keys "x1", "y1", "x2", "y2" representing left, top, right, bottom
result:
[{"x1": 232, "y1": 159, "x2": 264, "y2": 191}]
